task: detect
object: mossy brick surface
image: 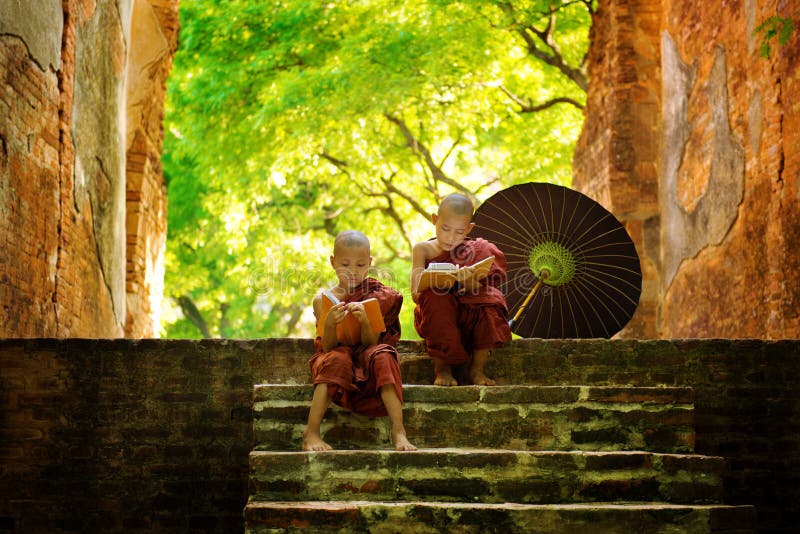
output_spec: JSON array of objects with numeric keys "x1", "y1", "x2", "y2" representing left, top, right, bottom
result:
[
  {"x1": 253, "y1": 384, "x2": 695, "y2": 452},
  {"x1": 249, "y1": 449, "x2": 725, "y2": 504}
]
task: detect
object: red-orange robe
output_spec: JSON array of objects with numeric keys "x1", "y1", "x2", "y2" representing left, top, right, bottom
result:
[
  {"x1": 309, "y1": 277, "x2": 403, "y2": 418},
  {"x1": 414, "y1": 237, "x2": 511, "y2": 365}
]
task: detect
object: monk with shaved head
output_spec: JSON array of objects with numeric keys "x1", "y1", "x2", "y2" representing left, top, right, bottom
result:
[
  {"x1": 411, "y1": 193, "x2": 512, "y2": 386},
  {"x1": 304, "y1": 230, "x2": 415, "y2": 452}
]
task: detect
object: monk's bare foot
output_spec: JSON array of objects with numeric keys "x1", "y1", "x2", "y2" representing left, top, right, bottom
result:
[
  {"x1": 392, "y1": 429, "x2": 417, "y2": 451},
  {"x1": 433, "y1": 359, "x2": 458, "y2": 386},
  {"x1": 434, "y1": 371, "x2": 458, "y2": 386},
  {"x1": 469, "y1": 369, "x2": 496, "y2": 386},
  {"x1": 302, "y1": 430, "x2": 333, "y2": 451}
]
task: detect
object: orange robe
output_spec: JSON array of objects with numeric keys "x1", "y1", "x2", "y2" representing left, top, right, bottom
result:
[
  {"x1": 414, "y1": 237, "x2": 511, "y2": 365},
  {"x1": 309, "y1": 278, "x2": 403, "y2": 417}
]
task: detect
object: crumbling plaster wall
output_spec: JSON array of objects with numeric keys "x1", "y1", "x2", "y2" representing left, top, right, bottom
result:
[
  {"x1": 574, "y1": 0, "x2": 800, "y2": 338},
  {"x1": 0, "y1": 0, "x2": 176, "y2": 337}
]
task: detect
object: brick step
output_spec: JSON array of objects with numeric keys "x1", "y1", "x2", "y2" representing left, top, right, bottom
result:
[
  {"x1": 244, "y1": 501, "x2": 757, "y2": 534},
  {"x1": 225, "y1": 339, "x2": 721, "y2": 388},
  {"x1": 253, "y1": 385, "x2": 695, "y2": 452},
  {"x1": 249, "y1": 449, "x2": 724, "y2": 505}
]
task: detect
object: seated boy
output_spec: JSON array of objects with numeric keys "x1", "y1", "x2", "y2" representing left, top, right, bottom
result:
[
  {"x1": 411, "y1": 193, "x2": 512, "y2": 386},
  {"x1": 303, "y1": 230, "x2": 416, "y2": 452}
]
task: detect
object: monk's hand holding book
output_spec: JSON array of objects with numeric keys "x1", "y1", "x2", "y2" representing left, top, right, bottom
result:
[
  {"x1": 324, "y1": 302, "x2": 348, "y2": 327},
  {"x1": 317, "y1": 290, "x2": 386, "y2": 346},
  {"x1": 417, "y1": 256, "x2": 495, "y2": 293},
  {"x1": 346, "y1": 302, "x2": 367, "y2": 323}
]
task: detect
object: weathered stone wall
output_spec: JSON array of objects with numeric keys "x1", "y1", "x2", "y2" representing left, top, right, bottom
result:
[
  {"x1": 124, "y1": 0, "x2": 176, "y2": 337},
  {"x1": 0, "y1": 0, "x2": 176, "y2": 338},
  {"x1": 1, "y1": 338, "x2": 799, "y2": 532},
  {"x1": 0, "y1": 338, "x2": 315, "y2": 532},
  {"x1": 574, "y1": 0, "x2": 800, "y2": 339}
]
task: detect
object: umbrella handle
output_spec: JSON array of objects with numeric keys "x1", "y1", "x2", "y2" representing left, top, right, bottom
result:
[{"x1": 509, "y1": 278, "x2": 544, "y2": 329}]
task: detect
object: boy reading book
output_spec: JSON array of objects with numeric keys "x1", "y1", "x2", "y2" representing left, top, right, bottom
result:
[
  {"x1": 416, "y1": 255, "x2": 495, "y2": 293},
  {"x1": 317, "y1": 290, "x2": 385, "y2": 346},
  {"x1": 304, "y1": 230, "x2": 415, "y2": 452},
  {"x1": 411, "y1": 193, "x2": 512, "y2": 387}
]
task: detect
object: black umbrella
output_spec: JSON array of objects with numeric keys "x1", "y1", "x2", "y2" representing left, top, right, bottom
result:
[{"x1": 472, "y1": 182, "x2": 641, "y2": 338}]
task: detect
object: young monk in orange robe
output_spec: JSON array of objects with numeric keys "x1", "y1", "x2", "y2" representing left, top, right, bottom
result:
[
  {"x1": 303, "y1": 230, "x2": 416, "y2": 452},
  {"x1": 411, "y1": 193, "x2": 512, "y2": 386}
]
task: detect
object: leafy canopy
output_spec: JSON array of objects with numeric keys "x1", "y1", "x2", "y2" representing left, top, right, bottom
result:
[{"x1": 162, "y1": 0, "x2": 593, "y2": 338}]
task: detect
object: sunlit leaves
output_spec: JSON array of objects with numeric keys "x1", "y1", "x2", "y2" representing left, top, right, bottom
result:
[{"x1": 161, "y1": 0, "x2": 592, "y2": 338}]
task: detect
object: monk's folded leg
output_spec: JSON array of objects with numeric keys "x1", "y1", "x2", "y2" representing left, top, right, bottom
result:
[
  {"x1": 344, "y1": 349, "x2": 401, "y2": 418},
  {"x1": 458, "y1": 303, "x2": 511, "y2": 385},
  {"x1": 414, "y1": 291, "x2": 470, "y2": 382},
  {"x1": 370, "y1": 350, "x2": 403, "y2": 402},
  {"x1": 309, "y1": 347, "x2": 356, "y2": 406},
  {"x1": 459, "y1": 303, "x2": 511, "y2": 351}
]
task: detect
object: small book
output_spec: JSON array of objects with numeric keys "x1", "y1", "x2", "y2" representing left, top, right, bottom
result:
[
  {"x1": 316, "y1": 290, "x2": 386, "y2": 345},
  {"x1": 417, "y1": 255, "x2": 495, "y2": 292}
]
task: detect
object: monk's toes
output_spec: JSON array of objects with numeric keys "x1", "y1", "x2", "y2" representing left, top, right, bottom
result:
[
  {"x1": 470, "y1": 373, "x2": 495, "y2": 386},
  {"x1": 434, "y1": 376, "x2": 458, "y2": 386}
]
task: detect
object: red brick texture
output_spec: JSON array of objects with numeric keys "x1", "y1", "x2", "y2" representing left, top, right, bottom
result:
[
  {"x1": 573, "y1": 0, "x2": 800, "y2": 339},
  {"x1": 1, "y1": 338, "x2": 798, "y2": 532},
  {"x1": 0, "y1": 1, "x2": 177, "y2": 338}
]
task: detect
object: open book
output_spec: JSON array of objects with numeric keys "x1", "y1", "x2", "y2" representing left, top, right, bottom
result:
[
  {"x1": 316, "y1": 290, "x2": 386, "y2": 346},
  {"x1": 417, "y1": 255, "x2": 495, "y2": 292}
]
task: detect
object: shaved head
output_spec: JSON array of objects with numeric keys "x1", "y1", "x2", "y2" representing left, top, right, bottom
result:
[
  {"x1": 333, "y1": 230, "x2": 371, "y2": 255},
  {"x1": 438, "y1": 193, "x2": 474, "y2": 218}
]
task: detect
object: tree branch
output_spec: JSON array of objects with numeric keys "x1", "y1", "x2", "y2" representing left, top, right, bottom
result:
[
  {"x1": 518, "y1": 26, "x2": 588, "y2": 91},
  {"x1": 384, "y1": 113, "x2": 477, "y2": 202},
  {"x1": 498, "y1": 1, "x2": 589, "y2": 91},
  {"x1": 496, "y1": 84, "x2": 584, "y2": 112},
  {"x1": 219, "y1": 302, "x2": 231, "y2": 338},
  {"x1": 177, "y1": 295, "x2": 212, "y2": 338},
  {"x1": 381, "y1": 177, "x2": 430, "y2": 219},
  {"x1": 320, "y1": 151, "x2": 351, "y2": 177},
  {"x1": 474, "y1": 175, "x2": 502, "y2": 195},
  {"x1": 381, "y1": 237, "x2": 410, "y2": 262},
  {"x1": 380, "y1": 201, "x2": 413, "y2": 253},
  {"x1": 284, "y1": 304, "x2": 304, "y2": 337}
]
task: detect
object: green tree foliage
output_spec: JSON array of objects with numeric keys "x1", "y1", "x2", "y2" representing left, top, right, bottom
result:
[{"x1": 162, "y1": 0, "x2": 594, "y2": 339}]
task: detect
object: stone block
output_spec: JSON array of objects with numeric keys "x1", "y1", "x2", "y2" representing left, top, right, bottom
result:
[
  {"x1": 249, "y1": 450, "x2": 724, "y2": 505},
  {"x1": 252, "y1": 383, "x2": 695, "y2": 452}
]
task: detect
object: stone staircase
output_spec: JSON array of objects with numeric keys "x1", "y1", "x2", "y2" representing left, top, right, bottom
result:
[{"x1": 244, "y1": 344, "x2": 757, "y2": 533}]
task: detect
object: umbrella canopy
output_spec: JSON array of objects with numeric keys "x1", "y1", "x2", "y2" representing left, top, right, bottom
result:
[{"x1": 472, "y1": 182, "x2": 641, "y2": 338}]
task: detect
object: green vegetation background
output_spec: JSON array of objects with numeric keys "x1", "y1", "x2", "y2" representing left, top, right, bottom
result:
[{"x1": 161, "y1": 0, "x2": 594, "y2": 339}]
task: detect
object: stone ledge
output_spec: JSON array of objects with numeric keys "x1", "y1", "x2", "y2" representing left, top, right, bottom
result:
[
  {"x1": 252, "y1": 384, "x2": 695, "y2": 452},
  {"x1": 249, "y1": 449, "x2": 725, "y2": 505},
  {"x1": 244, "y1": 501, "x2": 757, "y2": 534}
]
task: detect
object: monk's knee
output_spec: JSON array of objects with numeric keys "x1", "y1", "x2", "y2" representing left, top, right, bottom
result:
[{"x1": 417, "y1": 290, "x2": 458, "y2": 311}]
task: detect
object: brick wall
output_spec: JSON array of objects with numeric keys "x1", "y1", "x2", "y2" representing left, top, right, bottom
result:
[
  {"x1": 124, "y1": 0, "x2": 178, "y2": 338},
  {"x1": 1, "y1": 338, "x2": 799, "y2": 532},
  {"x1": 0, "y1": 0, "x2": 176, "y2": 339},
  {"x1": 0, "y1": 35, "x2": 66, "y2": 337},
  {"x1": 0, "y1": 338, "x2": 314, "y2": 532},
  {"x1": 573, "y1": 0, "x2": 662, "y2": 338},
  {"x1": 573, "y1": 0, "x2": 800, "y2": 339}
]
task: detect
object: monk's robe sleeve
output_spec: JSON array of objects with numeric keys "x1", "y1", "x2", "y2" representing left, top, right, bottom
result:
[
  {"x1": 483, "y1": 240, "x2": 507, "y2": 288},
  {"x1": 459, "y1": 238, "x2": 508, "y2": 307}
]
